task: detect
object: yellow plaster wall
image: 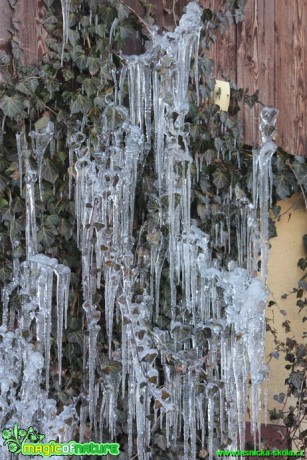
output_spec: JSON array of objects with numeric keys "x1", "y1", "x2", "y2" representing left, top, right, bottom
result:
[{"x1": 265, "y1": 193, "x2": 306, "y2": 423}]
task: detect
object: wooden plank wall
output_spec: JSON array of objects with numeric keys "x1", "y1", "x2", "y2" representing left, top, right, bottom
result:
[{"x1": 0, "y1": 0, "x2": 306, "y2": 156}]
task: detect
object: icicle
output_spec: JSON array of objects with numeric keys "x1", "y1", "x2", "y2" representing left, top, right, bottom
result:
[
  {"x1": 29, "y1": 121, "x2": 54, "y2": 200},
  {"x1": 83, "y1": 302, "x2": 101, "y2": 428},
  {"x1": 16, "y1": 132, "x2": 23, "y2": 193},
  {"x1": 24, "y1": 162, "x2": 38, "y2": 258},
  {"x1": 253, "y1": 107, "x2": 278, "y2": 284},
  {"x1": 54, "y1": 264, "x2": 71, "y2": 385},
  {"x1": 60, "y1": 0, "x2": 72, "y2": 65}
]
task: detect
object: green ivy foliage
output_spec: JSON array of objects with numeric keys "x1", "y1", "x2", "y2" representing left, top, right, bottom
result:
[{"x1": 0, "y1": 0, "x2": 306, "y2": 454}]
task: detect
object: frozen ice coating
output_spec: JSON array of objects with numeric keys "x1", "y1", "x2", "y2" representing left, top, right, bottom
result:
[
  {"x1": 29, "y1": 121, "x2": 54, "y2": 200},
  {"x1": 0, "y1": 130, "x2": 72, "y2": 458},
  {"x1": 253, "y1": 107, "x2": 278, "y2": 284},
  {"x1": 60, "y1": 0, "x2": 72, "y2": 65},
  {"x1": 0, "y1": 2, "x2": 279, "y2": 459}
]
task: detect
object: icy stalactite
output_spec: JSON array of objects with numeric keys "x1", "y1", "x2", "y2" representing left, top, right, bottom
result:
[
  {"x1": 24, "y1": 162, "x2": 38, "y2": 259},
  {"x1": 83, "y1": 302, "x2": 101, "y2": 428},
  {"x1": 29, "y1": 121, "x2": 54, "y2": 200},
  {"x1": 55, "y1": 264, "x2": 71, "y2": 385},
  {"x1": 16, "y1": 132, "x2": 23, "y2": 192},
  {"x1": 253, "y1": 107, "x2": 278, "y2": 284},
  {"x1": 60, "y1": 0, "x2": 72, "y2": 65},
  {"x1": 0, "y1": 328, "x2": 78, "y2": 458},
  {"x1": 59, "y1": 4, "x2": 277, "y2": 459},
  {"x1": 1, "y1": 128, "x2": 72, "y2": 447}
]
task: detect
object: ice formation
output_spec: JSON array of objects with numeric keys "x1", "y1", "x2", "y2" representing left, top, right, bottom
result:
[
  {"x1": 72, "y1": 2, "x2": 277, "y2": 458},
  {"x1": 0, "y1": 131, "x2": 75, "y2": 458},
  {"x1": 0, "y1": 2, "x2": 279, "y2": 459}
]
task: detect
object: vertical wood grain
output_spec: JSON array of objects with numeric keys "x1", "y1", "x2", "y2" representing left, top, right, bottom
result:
[
  {"x1": 291, "y1": 0, "x2": 305, "y2": 155},
  {"x1": 0, "y1": 0, "x2": 12, "y2": 54},
  {"x1": 236, "y1": 0, "x2": 260, "y2": 146},
  {"x1": 14, "y1": 0, "x2": 48, "y2": 66}
]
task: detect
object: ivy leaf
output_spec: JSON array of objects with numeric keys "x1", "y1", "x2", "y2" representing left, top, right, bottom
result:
[
  {"x1": 37, "y1": 223, "x2": 58, "y2": 247},
  {"x1": 59, "y1": 218, "x2": 73, "y2": 241},
  {"x1": 70, "y1": 47, "x2": 88, "y2": 71},
  {"x1": 270, "y1": 351, "x2": 279, "y2": 359},
  {"x1": 117, "y1": 3, "x2": 130, "y2": 21},
  {"x1": 273, "y1": 392, "x2": 285, "y2": 403},
  {"x1": 153, "y1": 433, "x2": 167, "y2": 451},
  {"x1": 67, "y1": 317, "x2": 82, "y2": 331},
  {"x1": 0, "y1": 95, "x2": 24, "y2": 118},
  {"x1": 119, "y1": 22, "x2": 134, "y2": 41},
  {"x1": 42, "y1": 158, "x2": 59, "y2": 184},
  {"x1": 95, "y1": 24, "x2": 107, "y2": 38},
  {"x1": 0, "y1": 267, "x2": 12, "y2": 282},
  {"x1": 212, "y1": 169, "x2": 229, "y2": 189},
  {"x1": 67, "y1": 330, "x2": 85, "y2": 347},
  {"x1": 0, "y1": 50, "x2": 10, "y2": 64},
  {"x1": 288, "y1": 371, "x2": 305, "y2": 390},
  {"x1": 0, "y1": 174, "x2": 7, "y2": 191},
  {"x1": 292, "y1": 161, "x2": 307, "y2": 186},
  {"x1": 82, "y1": 78, "x2": 99, "y2": 96},
  {"x1": 61, "y1": 69, "x2": 74, "y2": 81},
  {"x1": 273, "y1": 172, "x2": 293, "y2": 199},
  {"x1": 16, "y1": 78, "x2": 39, "y2": 96},
  {"x1": 64, "y1": 343, "x2": 81, "y2": 363},
  {"x1": 101, "y1": 6, "x2": 117, "y2": 26},
  {"x1": 87, "y1": 57, "x2": 101, "y2": 76},
  {"x1": 70, "y1": 94, "x2": 92, "y2": 114},
  {"x1": 101, "y1": 360, "x2": 122, "y2": 376}
]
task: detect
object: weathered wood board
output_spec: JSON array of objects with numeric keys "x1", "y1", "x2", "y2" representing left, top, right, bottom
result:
[{"x1": 0, "y1": 0, "x2": 306, "y2": 156}]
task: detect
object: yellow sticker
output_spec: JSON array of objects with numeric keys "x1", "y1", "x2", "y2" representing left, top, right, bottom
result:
[{"x1": 212, "y1": 80, "x2": 230, "y2": 112}]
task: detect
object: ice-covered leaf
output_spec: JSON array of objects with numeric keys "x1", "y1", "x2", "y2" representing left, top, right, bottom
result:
[
  {"x1": 270, "y1": 351, "x2": 279, "y2": 359},
  {"x1": 212, "y1": 169, "x2": 229, "y2": 189},
  {"x1": 288, "y1": 371, "x2": 305, "y2": 390},
  {"x1": 292, "y1": 161, "x2": 307, "y2": 186},
  {"x1": 140, "y1": 348, "x2": 158, "y2": 363},
  {"x1": 153, "y1": 433, "x2": 167, "y2": 451},
  {"x1": 16, "y1": 78, "x2": 39, "y2": 96},
  {"x1": 61, "y1": 68, "x2": 74, "y2": 81},
  {"x1": 101, "y1": 6, "x2": 117, "y2": 25},
  {"x1": 273, "y1": 392, "x2": 285, "y2": 403},
  {"x1": 67, "y1": 330, "x2": 85, "y2": 347},
  {"x1": 82, "y1": 78, "x2": 99, "y2": 97},
  {"x1": 70, "y1": 94, "x2": 91, "y2": 114},
  {"x1": 0, "y1": 95, "x2": 24, "y2": 118},
  {"x1": 64, "y1": 343, "x2": 81, "y2": 362},
  {"x1": 37, "y1": 223, "x2": 58, "y2": 246},
  {"x1": 273, "y1": 172, "x2": 293, "y2": 199},
  {"x1": 42, "y1": 158, "x2": 59, "y2": 184},
  {"x1": 87, "y1": 57, "x2": 101, "y2": 76},
  {"x1": 0, "y1": 50, "x2": 10, "y2": 64},
  {"x1": 101, "y1": 360, "x2": 122, "y2": 375}
]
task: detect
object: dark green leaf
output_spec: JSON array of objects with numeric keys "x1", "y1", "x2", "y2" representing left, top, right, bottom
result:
[
  {"x1": 0, "y1": 95, "x2": 24, "y2": 118},
  {"x1": 101, "y1": 6, "x2": 117, "y2": 25},
  {"x1": 70, "y1": 94, "x2": 91, "y2": 114},
  {"x1": 16, "y1": 78, "x2": 39, "y2": 96},
  {"x1": 42, "y1": 158, "x2": 59, "y2": 184},
  {"x1": 273, "y1": 172, "x2": 293, "y2": 199},
  {"x1": 212, "y1": 170, "x2": 229, "y2": 189},
  {"x1": 273, "y1": 392, "x2": 285, "y2": 403},
  {"x1": 67, "y1": 330, "x2": 85, "y2": 347},
  {"x1": 37, "y1": 223, "x2": 58, "y2": 247}
]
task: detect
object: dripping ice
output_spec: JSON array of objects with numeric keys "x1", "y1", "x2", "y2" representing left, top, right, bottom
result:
[
  {"x1": 0, "y1": 2, "x2": 279, "y2": 460},
  {"x1": 0, "y1": 123, "x2": 75, "y2": 458},
  {"x1": 68, "y1": 0, "x2": 278, "y2": 457}
]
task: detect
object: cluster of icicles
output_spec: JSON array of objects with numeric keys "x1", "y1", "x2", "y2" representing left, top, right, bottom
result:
[
  {"x1": 0, "y1": 125, "x2": 77, "y2": 460},
  {"x1": 0, "y1": 2, "x2": 279, "y2": 459}
]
